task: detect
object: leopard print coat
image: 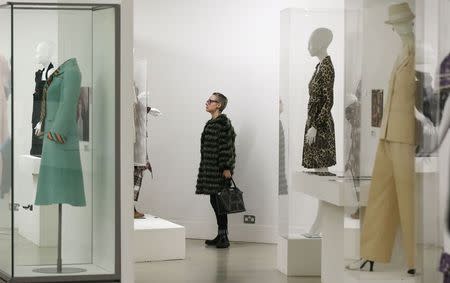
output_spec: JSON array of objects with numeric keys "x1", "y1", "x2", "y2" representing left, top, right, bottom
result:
[{"x1": 302, "y1": 56, "x2": 336, "y2": 169}]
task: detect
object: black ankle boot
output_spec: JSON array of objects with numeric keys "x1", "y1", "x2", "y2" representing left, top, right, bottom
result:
[
  {"x1": 407, "y1": 269, "x2": 416, "y2": 276},
  {"x1": 216, "y1": 230, "x2": 230, "y2": 249},
  {"x1": 205, "y1": 234, "x2": 220, "y2": 246},
  {"x1": 360, "y1": 260, "x2": 374, "y2": 272}
]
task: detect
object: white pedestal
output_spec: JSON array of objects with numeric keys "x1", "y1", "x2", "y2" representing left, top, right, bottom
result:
[
  {"x1": 277, "y1": 235, "x2": 321, "y2": 276},
  {"x1": 134, "y1": 215, "x2": 185, "y2": 262},
  {"x1": 295, "y1": 156, "x2": 437, "y2": 283}
]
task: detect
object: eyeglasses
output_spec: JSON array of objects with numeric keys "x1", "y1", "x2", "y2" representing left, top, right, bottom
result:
[{"x1": 206, "y1": 99, "x2": 219, "y2": 105}]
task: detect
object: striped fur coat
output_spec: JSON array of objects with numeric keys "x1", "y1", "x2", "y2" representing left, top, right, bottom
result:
[{"x1": 196, "y1": 114, "x2": 236, "y2": 195}]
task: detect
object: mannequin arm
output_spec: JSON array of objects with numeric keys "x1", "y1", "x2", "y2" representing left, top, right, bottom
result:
[{"x1": 305, "y1": 127, "x2": 317, "y2": 145}]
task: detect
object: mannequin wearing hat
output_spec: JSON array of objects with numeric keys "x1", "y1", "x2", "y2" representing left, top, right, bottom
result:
[
  {"x1": 347, "y1": 2, "x2": 417, "y2": 275},
  {"x1": 302, "y1": 27, "x2": 336, "y2": 238}
]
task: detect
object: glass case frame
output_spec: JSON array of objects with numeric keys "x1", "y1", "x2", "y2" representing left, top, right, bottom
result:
[{"x1": 0, "y1": 2, "x2": 121, "y2": 282}]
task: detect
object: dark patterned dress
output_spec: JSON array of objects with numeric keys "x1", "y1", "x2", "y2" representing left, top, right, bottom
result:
[
  {"x1": 302, "y1": 56, "x2": 336, "y2": 169},
  {"x1": 30, "y1": 63, "x2": 53, "y2": 156}
]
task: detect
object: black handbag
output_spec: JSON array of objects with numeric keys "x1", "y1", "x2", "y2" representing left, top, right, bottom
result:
[{"x1": 217, "y1": 178, "x2": 246, "y2": 214}]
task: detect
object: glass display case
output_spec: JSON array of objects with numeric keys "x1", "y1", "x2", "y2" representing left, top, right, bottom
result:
[
  {"x1": 279, "y1": 1, "x2": 443, "y2": 282},
  {"x1": 0, "y1": 2, "x2": 121, "y2": 282}
]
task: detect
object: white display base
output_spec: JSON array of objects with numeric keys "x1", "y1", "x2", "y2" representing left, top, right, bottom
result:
[
  {"x1": 295, "y1": 157, "x2": 437, "y2": 283},
  {"x1": 20, "y1": 154, "x2": 41, "y2": 175},
  {"x1": 277, "y1": 235, "x2": 321, "y2": 276},
  {"x1": 134, "y1": 215, "x2": 185, "y2": 262}
]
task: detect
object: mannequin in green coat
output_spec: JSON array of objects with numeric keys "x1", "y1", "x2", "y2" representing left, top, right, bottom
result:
[{"x1": 35, "y1": 58, "x2": 85, "y2": 207}]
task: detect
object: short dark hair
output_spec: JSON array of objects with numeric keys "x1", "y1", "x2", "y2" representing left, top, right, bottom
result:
[{"x1": 212, "y1": 92, "x2": 228, "y2": 112}]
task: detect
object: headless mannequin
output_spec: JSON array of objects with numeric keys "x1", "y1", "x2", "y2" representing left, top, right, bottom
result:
[{"x1": 303, "y1": 28, "x2": 334, "y2": 238}]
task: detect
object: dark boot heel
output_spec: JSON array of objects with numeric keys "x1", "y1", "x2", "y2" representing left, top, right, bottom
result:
[
  {"x1": 360, "y1": 260, "x2": 374, "y2": 272},
  {"x1": 407, "y1": 269, "x2": 416, "y2": 275}
]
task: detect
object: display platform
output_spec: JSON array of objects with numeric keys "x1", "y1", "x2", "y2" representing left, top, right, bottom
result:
[
  {"x1": 293, "y1": 171, "x2": 371, "y2": 207},
  {"x1": 295, "y1": 157, "x2": 439, "y2": 283},
  {"x1": 20, "y1": 155, "x2": 41, "y2": 175},
  {"x1": 15, "y1": 264, "x2": 111, "y2": 277},
  {"x1": 277, "y1": 234, "x2": 321, "y2": 276},
  {"x1": 134, "y1": 215, "x2": 185, "y2": 262}
]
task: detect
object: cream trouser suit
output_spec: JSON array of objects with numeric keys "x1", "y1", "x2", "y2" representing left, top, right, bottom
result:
[{"x1": 361, "y1": 47, "x2": 416, "y2": 268}]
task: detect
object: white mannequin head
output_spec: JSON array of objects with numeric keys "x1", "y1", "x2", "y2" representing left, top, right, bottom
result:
[
  {"x1": 308, "y1": 28, "x2": 333, "y2": 59},
  {"x1": 35, "y1": 41, "x2": 54, "y2": 67}
]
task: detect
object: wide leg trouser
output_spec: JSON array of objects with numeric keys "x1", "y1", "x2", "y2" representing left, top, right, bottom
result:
[{"x1": 361, "y1": 140, "x2": 415, "y2": 268}]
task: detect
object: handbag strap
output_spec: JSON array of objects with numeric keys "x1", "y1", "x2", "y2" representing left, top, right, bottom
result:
[{"x1": 229, "y1": 178, "x2": 241, "y2": 192}]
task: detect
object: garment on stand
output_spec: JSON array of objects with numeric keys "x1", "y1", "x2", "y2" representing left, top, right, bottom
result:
[
  {"x1": 302, "y1": 56, "x2": 336, "y2": 169},
  {"x1": 35, "y1": 58, "x2": 85, "y2": 206},
  {"x1": 361, "y1": 47, "x2": 416, "y2": 268},
  {"x1": 30, "y1": 63, "x2": 53, "y2": 156},
  {"x1": 134, "y1": 92, "x2": 149, "y2": 166},
  {"x1": 133, "y1": 91, "x2": 153, "y2": 202}
]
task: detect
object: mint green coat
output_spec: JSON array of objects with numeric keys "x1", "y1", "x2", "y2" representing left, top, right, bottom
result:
[{"x1": 35, "y1": 58, "x2": 85, "y2": 206}]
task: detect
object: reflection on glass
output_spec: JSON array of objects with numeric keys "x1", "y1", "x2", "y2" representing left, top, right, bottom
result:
[{"x1": 279, "y1": 99, "x2": 288, "y2": 196}]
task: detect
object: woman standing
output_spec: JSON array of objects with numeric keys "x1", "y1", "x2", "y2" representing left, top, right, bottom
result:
[{"x1": 196, "y1": 92, "x2": 236, "y2": 249}]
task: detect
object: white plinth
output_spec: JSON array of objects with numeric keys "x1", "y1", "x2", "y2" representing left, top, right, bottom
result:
[
  {"x1": 20, "y1": 154, "x2": 41, "y2": 175},
  {"x1": 134, "y1": 215, "x2": 185, "y2": 262},
  {"x1": 295, "y1": 158, "x2": 437, "y2": 283},
  {"x1": 277, "y1": 235, "x2": 321, "y2": 276}
]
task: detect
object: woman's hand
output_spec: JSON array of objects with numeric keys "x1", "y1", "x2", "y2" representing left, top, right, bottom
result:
[{"x1": 223, "y1": 170, "x2": 232, "y2": 179}]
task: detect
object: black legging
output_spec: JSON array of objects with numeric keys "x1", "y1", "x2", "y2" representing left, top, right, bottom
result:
[{"x1": 210, "y1": 194, "x2": 228, "y2": 230}]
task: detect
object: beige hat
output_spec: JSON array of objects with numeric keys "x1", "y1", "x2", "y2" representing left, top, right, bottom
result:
[{"x1": 385, "y1": 2, "x2": 415, "y2": 25}]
